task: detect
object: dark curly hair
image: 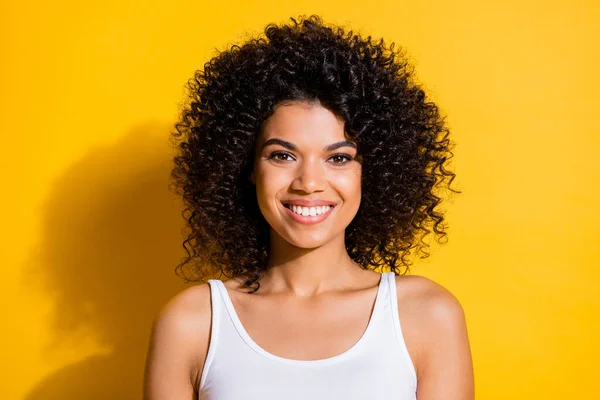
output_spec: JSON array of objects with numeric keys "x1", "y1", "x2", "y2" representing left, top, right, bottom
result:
[{"x1": 169, "y1": 14, "x2": 460, "y2": 293}]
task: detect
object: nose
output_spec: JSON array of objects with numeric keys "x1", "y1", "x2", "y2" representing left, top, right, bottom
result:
[{"x1": 291, "y1": 157, "x2": 327, "y2": 193}]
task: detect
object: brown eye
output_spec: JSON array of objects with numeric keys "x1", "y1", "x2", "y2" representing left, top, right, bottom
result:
[
  {"x1": 267, "y1": 152, "x2": 295, "y2": 162},
  {"x1": 329, "y1": 154, "x2": 353, "y2": 164}
]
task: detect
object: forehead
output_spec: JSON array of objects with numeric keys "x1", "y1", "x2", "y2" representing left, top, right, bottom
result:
[{"x1": 259, "y1": 102, "x2": 347, "y2": 143}]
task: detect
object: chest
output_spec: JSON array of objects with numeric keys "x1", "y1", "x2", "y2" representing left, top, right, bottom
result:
[{"x1": 226, "y1": 288, "x2": 378, "y2": 360}]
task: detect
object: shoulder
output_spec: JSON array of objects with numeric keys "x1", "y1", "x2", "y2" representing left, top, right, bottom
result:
[
  {"x1": 394, "y1": 274, "x2": 465, "y2": 321},
  {"x1": 151, "y1": 282, "x2": 213, "y2": 363},
  {"x1": 393, "y1": 274, "x2": 470, "y2": 378},
  {"x1": 144, "y1": 282, "x2": 213, "y2": 396},
  {"x1": 152, "y1": 281, "x2": 213, "y2": 332}
]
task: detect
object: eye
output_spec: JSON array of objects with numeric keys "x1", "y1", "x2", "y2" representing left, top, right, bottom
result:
[
  {"x1": 267, "y1": 152, "x2": 354, "y2": 164},
  {"x1": 328, "y1": 153, "x2": 354, "y2": 165},
  {"x1": 267, "y1": 151, "x2": 295, "y2": 162}
]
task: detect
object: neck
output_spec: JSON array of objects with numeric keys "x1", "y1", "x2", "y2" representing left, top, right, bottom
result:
[{"x1": 261, "y1": 229, "x2": 363, "y2": 297}]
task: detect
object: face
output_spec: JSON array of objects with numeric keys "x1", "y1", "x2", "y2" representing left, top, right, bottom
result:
[{"x1": 250, "y1": 101, "x2": 362, "y2": 249}]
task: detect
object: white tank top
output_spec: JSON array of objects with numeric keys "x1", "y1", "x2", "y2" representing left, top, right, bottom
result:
[{"x1": 198, "y1": 271, "x2": 417, "y2": 399}]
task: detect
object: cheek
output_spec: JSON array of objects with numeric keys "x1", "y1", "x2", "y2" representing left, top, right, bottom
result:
[
  {"x1": 254, "y1": 167, "x2": 289, "y2": 210},
  {"x1": 337, "y1": 170, "x2": 362, "y2": 200},
  {"x1": 257, "y1": 167, "x2": 289, "y2": 192}
]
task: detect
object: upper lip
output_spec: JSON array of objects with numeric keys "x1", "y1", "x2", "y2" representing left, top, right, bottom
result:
[{"x1": 282, "y1": 199, "x2": 337, "y2": 207}]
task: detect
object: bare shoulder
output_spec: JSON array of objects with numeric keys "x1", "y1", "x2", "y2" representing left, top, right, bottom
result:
[
  {"x1": 144, "y1": 283, "x2": 213, "y2": 399},
  {"x1": 155, "y1": 282, "x2": 212, "y2": 331},
  {"x1": 151, "y1": 282, "x2": 213, "y2": 365},
  {"x1": 394, "y1": 274, "x2": 470, "y2": 382},
  {"x1": 395, "y1": 274, "x2": 465, "y2": 319}
]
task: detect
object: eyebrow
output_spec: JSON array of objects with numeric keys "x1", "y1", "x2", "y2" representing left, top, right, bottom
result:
[{"x1": 261, "y1": 138, "x2": 357, "y2": 152}]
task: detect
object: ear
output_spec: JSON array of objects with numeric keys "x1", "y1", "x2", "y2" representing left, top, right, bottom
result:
[{"x1": 249, "y1": 171, "x2": 256, "y2": 185}]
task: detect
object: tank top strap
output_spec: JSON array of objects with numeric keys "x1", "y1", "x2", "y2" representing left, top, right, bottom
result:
[
  {"x1": 386, "y1": 272, "x2": 418, "y2": 387},
  {"x1": 200, "y1": 279, "x2": 223, "y2": 389},
  {"x1": 209, "y1": 279, "x2": 248, "y2": 342}
]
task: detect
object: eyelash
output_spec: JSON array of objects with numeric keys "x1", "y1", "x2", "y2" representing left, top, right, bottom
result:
[{"x1": 267, "y1": 152, "x2": 354, "y2": 165}]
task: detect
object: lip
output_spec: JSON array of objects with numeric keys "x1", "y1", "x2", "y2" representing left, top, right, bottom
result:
[
  {"x1": 281, "y1": 202, "x2": 336, "y2": 225},
  {"x1": 281, "y1": 199, "x2": 337, "y2": 207}
]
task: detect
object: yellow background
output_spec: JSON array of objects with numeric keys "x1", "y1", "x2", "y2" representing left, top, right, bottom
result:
[{"x1": 2, "y1": 0, "x2": 598, "y2": 398}]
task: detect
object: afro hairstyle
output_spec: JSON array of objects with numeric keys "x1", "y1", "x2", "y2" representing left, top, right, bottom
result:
[{"x1": 169, "y1": 14, "x2": 460, "y2": 292}]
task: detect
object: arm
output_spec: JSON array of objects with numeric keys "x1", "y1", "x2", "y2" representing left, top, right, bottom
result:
[
  {"x1": 143, "y1": 284, "x2": 212, "y2": 400},
  {"x1": 415, "y1": 282, "x2": 474, "y2": 399}
]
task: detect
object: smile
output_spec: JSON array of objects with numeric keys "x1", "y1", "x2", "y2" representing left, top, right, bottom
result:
[{"x1": 281, "y1": 203, "x2": 336, "y2": 225}]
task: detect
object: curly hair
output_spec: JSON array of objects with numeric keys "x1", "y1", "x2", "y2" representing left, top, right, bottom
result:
[{"x1": 169, "y1": 14, "x2": 460, "y2": 293}]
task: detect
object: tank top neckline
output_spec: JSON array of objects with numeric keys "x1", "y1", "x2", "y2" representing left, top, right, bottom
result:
[{"x1": 213, "y1": 272, "x2": 390, "y2": 366}]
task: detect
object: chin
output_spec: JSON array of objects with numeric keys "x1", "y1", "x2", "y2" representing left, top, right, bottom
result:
[{"x1": 280, "y1": 229, "x2": 339, "y2": 249}]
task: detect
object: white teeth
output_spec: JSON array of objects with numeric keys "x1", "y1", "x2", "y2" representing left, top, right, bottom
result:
[{"x1": 289, "y1": 204, "x2": 332, "y2": 216}]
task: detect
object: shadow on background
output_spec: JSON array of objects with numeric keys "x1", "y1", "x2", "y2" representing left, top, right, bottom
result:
[{"x1": 22, "y1": 123, "x2": 214, "y2": 399}]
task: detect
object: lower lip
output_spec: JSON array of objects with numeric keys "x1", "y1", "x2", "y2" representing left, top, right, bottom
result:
[{"x1": 282, "y1": 204, "x2": 336, "y2": 225}]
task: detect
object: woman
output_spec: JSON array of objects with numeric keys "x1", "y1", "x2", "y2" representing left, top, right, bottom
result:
[{"x1": 144, "y1": 15, "x2": 474, "y2": 399}]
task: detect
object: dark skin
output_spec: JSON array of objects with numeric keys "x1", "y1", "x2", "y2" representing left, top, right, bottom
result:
[{"x1": 144, "y1": 102, "x2": 474, "y2": 399}]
